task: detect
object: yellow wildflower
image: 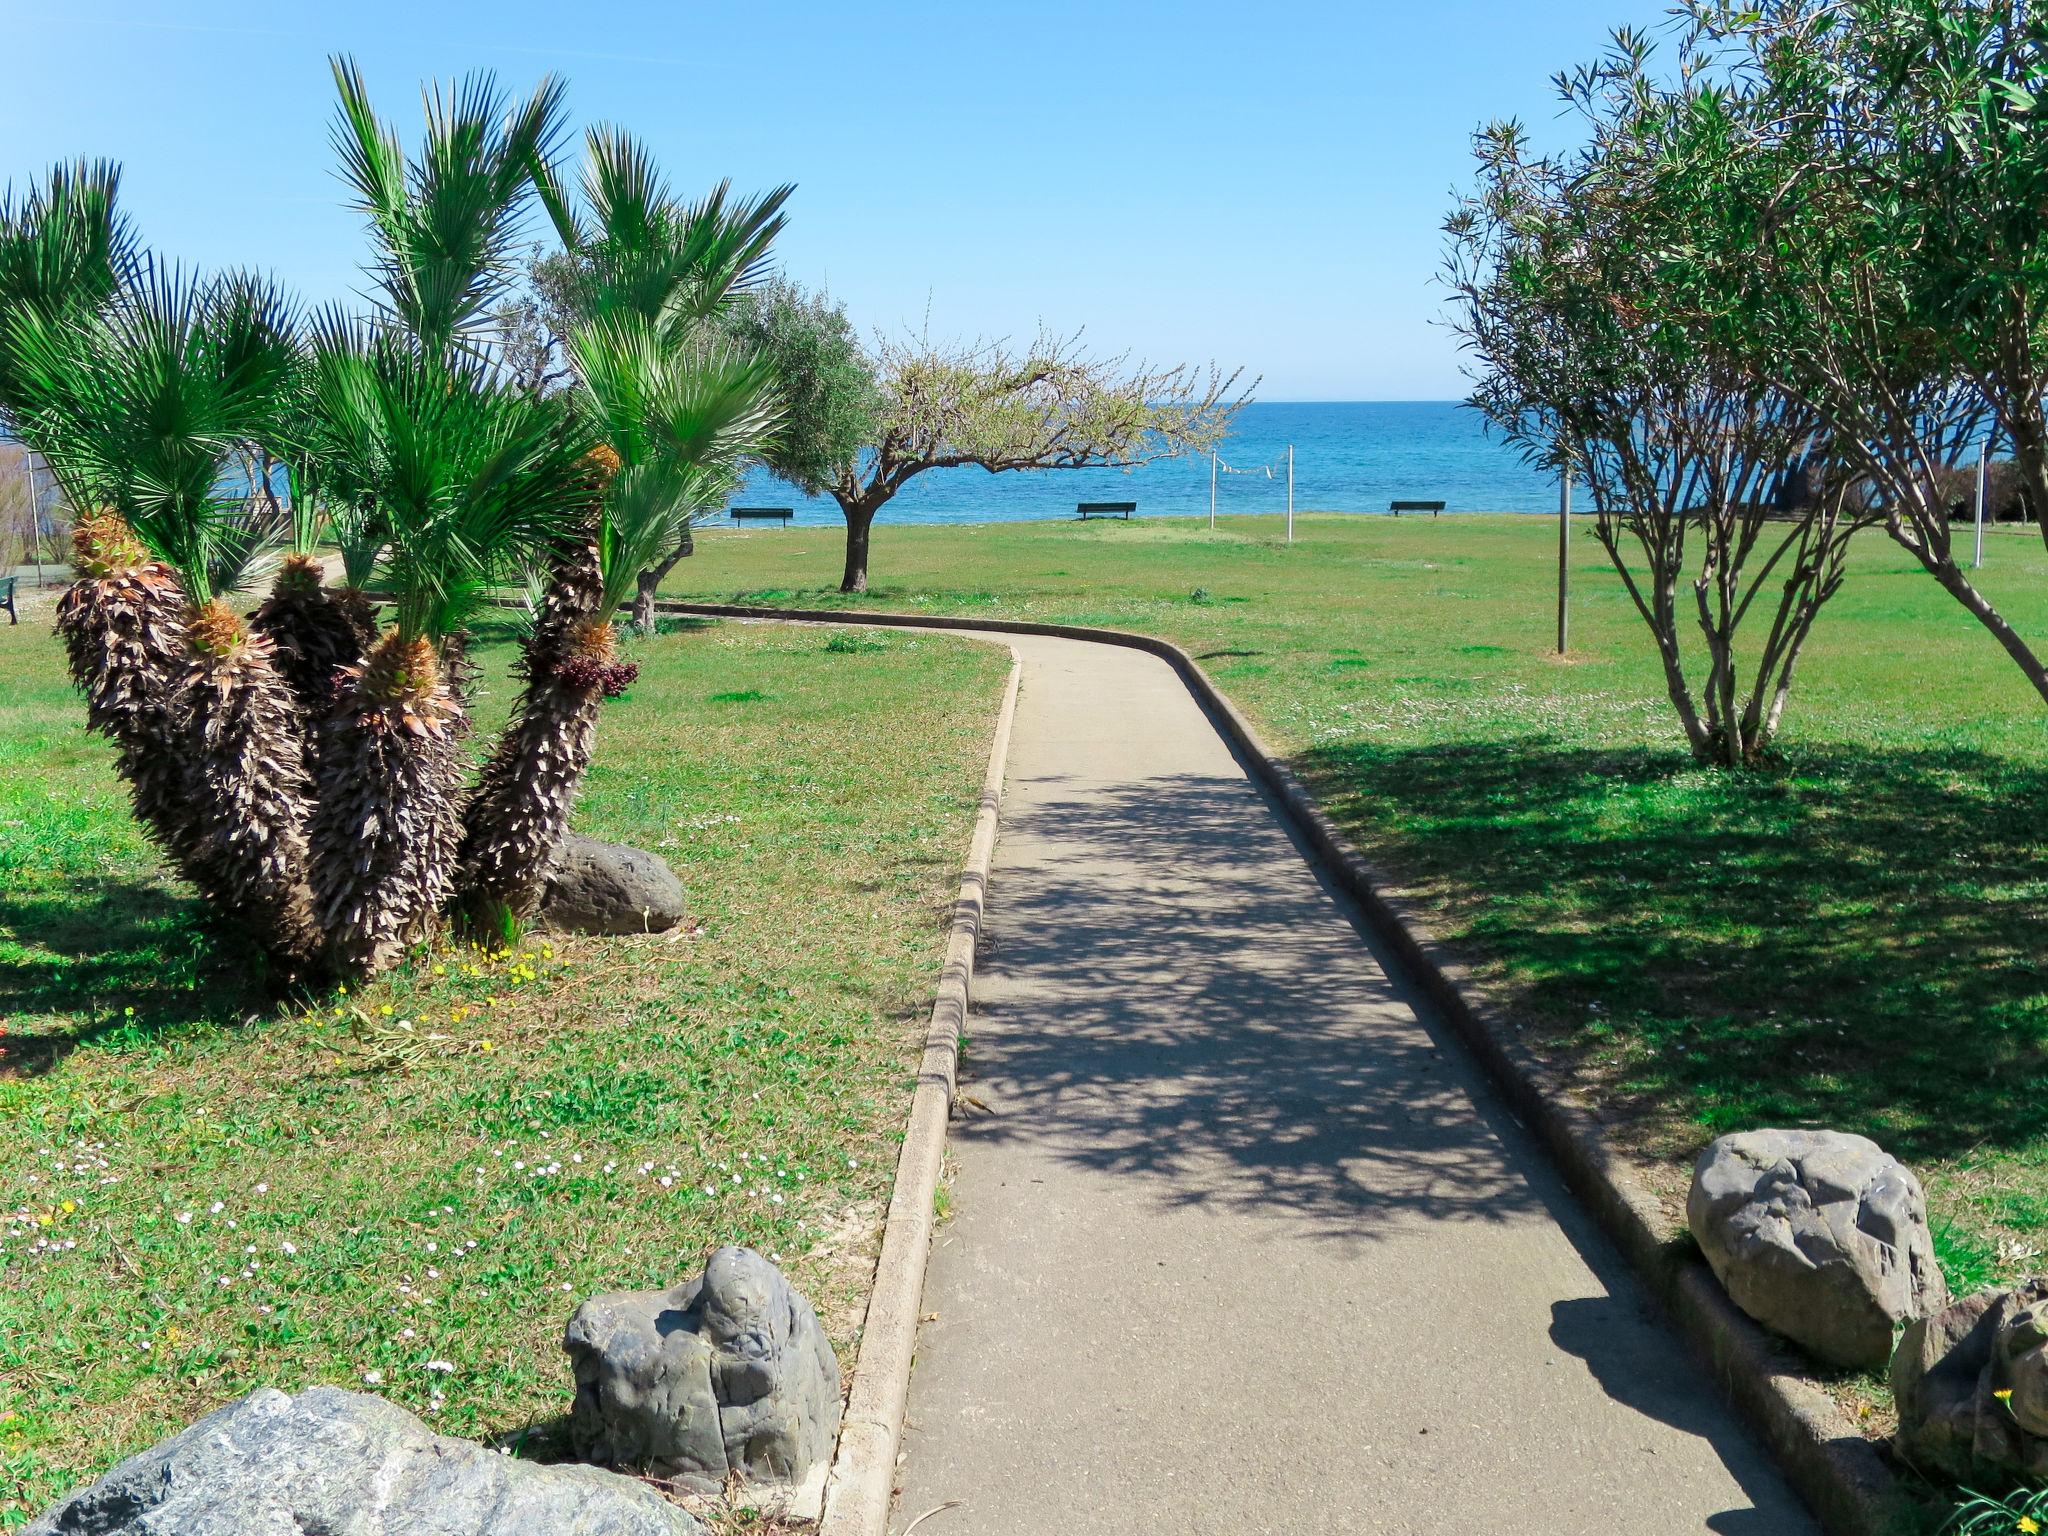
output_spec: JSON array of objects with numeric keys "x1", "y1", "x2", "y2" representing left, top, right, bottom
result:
[
  {"x1": 59, "y1": 1200, "x2": 74, "y2": 1215},
  {"x1": 479, "y1": 1040, "x2": 496, "y2": 1053},
  {"x1": 1997, "y1": 1388, "x2": 2016, "y2": 1403},
  {"x1": 2018, "y1": 1516, "x2": 2040, "y2": 1534}
]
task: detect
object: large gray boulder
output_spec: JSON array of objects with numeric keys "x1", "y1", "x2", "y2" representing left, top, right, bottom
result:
[
  {"x1": 565, "y1": 1247, "x2": 840, "y2": 1493},
  {"x1": 26, "y1": 1385, "x2": 703, "y2": 1535},
  {"x1": 542, "y1": 835, "x2": 686, "y2": 935},
  {"x1": 1687, "y1": 1128, "x2": 1947, "y2": 1368},
  {"x1": 1894, "y1": 1278, "x2": 2048, "y2": 1484}
]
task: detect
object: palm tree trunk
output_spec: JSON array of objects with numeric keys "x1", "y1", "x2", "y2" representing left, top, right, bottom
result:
[
  {"x1": 310, "y1": 630, "x2": 469, "y2": 976},
  {"x1": 458, "y1": 542, "x2": 629, "y2": 928},
  {"x1": 53, "y1": 513, "x2": 201, "y2": 868},
  {"x1": 56, "y1": 516, "x2": 323, "y2": 975},
  {"x1": 251, "y1": 552, "x2": 367, "y2": 733},
  {"x1": 176, "y1": 599, "x2": 324, "y2": 974}
]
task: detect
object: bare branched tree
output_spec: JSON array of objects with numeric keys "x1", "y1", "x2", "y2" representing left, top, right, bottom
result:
[{"x1": 822, "y1": 324, "x2": 1250, "y2": 593}]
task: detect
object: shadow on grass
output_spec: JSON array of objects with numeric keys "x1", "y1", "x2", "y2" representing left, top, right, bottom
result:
[
  {"x1": 1295, "y1": 734, "x2": 2048, "y2": 1163},
  {"x1": 0, "y1": 879, "x2": 273, "y2": 1075}
]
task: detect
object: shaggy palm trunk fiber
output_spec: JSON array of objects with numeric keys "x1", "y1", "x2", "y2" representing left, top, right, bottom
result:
[
  {"x1": 175, "y1": 599, "x2": 324, "y2": 974},
  {"x1": 458, "y1": 542, "x2": 636, "y2": 928},
  {"x1": 311, "y1": 631, "x2": 469, "y2": 977},
  {"x1": 251, "y1": 553, "x2": 368, "y2": 732},
  {"x1": 52, "y1": 513, "x2": 200, "y2": 870}
]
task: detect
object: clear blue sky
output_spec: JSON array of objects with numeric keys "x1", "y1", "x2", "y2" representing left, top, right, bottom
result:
[{"x1": 4, "y1": 0, "x2": 1666, "y2": 401}]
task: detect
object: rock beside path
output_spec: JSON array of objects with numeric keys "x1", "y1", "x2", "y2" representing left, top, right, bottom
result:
[
  {"x1": 1687, "y1": 1128, "x2": 1947, "y2": 1367},
  {"x1": 565, "y1": 1246, "x2": 840, "y2": 1491},
  {"x1": 542, "y1": 835, "x2": 687, "y2": 935},
  {"x1": 25, "y1": 1385, "x2": 703, "y2": 1535},
  {"x1": 1894, "y1": 1278, "x2": 2048, "y2": 1484}
]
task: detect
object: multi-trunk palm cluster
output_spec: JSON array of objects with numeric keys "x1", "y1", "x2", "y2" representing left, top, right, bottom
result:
[{"x1": 2, "y1": 59, "x2": 786, "y2": 982}]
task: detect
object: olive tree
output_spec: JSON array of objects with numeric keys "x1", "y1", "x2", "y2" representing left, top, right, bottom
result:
[{"x1": 729, "y1": 280, "x2": 1247, "y2": 593}]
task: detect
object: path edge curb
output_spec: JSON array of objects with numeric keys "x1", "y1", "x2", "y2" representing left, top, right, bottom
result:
[
  {"x1": 662, "y1": 599, "x2": 1926, "y2": 1536},
  {"x1": 814, "y1": 639, "x2": 1022, "y2": 1536}
]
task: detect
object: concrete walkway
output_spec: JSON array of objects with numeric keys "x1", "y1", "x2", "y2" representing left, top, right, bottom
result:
[{"x1": 892, "y1": 634, "x2": 1816, "y2": 1535}]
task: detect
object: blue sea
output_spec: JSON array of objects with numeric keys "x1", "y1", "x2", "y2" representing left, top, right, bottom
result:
[{"x1": 728, "y1": 400, "x2": 1560, "y2": 526}]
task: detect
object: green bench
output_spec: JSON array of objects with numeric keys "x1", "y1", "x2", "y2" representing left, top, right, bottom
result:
[
  {"x1": 1076, "y1": 501, "x2": 1136, "y2": 520},
  {"x1": 731, "y1": 506, "x2": 793, "y2": 526},
  {"x1": 1390, "y1": 500, "x2": 1446, "y2": 517}
]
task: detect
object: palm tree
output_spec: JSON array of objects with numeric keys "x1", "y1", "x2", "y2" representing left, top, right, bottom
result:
[
  {"x1": 300, "y1": 320, "x2": 591, "y2": 973},
  {"x1": 0, "y1": 165, "x2": 197, "y2": 876},
  {"x1": 250, "y1": 411, "x2": 370, "y2": 733},
  {"x1": 283, "y1": 59, "x2": 591, "y2": 974},
  {"x1": 533, "y1": 128, "x2": 790, "y2": 346},
  {"x1": 8, "y1": 262, "x2": 322, "y2": 973},
  {"x1": 455, "y1": 133, "x2": 785, "y2": 927},
  {"x1": 458, "y1": 319, "x2": 778, "y2": 926}
]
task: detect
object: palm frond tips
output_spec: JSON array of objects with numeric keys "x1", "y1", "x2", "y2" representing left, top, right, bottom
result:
[
  {"x1": 554, "y1": 129, "x2": 793, "y2": 338},
  {"x1": 328, "y1": 54, "x2": 568, "y2": 360},
  {"x1": 0, "y1": 159, "x2": 134, "y2": 322}
]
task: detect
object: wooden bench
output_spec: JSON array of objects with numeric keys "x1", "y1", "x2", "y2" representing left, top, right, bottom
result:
[
  {"x1": 1390, "y1": 500, "x2": 1446, "y2": 517},
  {"x1": 0, "y1": 575, "x2": 14, "y2": 626},
  {"x1": 1076, "y1": 501, "x2": 1136, "y2": 520},
  {"x1": 730, "y1": 506, "x2": 794, "y2": 526}
]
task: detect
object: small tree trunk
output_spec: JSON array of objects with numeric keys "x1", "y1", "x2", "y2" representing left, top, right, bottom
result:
[
  {"x1": 250, "y1": 552, "x2": 366, "y2": 744},
  {"x1": 1888, "y1": 518, "x2": 2048, "y2": 707},
  {"x1": 177, "y1": 602, "x2": 324, "y2": 974},
  {"x1": 457, "y1": 543, "x2": 609, "y2": 932},
  {"x1": 633, "y1": 569, "x2": 660, "y2": 635},
  {"x1": 840, "y1": 504, "x2": 875, "y2": 594},
  {"x1": 311, "y1": 634, "x2": 470, "y2": 977},
  {"x1": 631, "y1": 536, "x2": 696, "y2": 636}
]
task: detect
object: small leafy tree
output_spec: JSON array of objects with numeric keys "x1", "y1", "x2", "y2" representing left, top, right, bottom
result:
[
  {"x1": 1449, "y1": 33, "x2": 1872, "y2": 764},
  {"x1": 718, "y1": 277, "x2": 882, "y2": 556},
  {"x1": 1645, "y1": 2, "x2": 2048, "y2": 702},
  {"x1": 832, "y1": 327, "x2": 1244, "y2": 593},
  {"x1": 727, "y1": 283, "x2": 1247, "y2": 593}
]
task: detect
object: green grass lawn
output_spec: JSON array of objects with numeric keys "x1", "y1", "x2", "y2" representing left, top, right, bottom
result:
[
  {"x1": 0, "y1": 608, "x2": 1007, "y2": 1525},
  {"x1": 664, "y1": 512, "x2": 2048, "y2": 1298}
]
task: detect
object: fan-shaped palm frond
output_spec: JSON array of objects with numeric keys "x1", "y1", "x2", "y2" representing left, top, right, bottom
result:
[
  {"x1": 331, "y1": 55, "x2": 568, "y2": 361},
  {"x1": 300, "y1": 311, "x2": 593, "y2": 644},
  {"x1": 572, "y1": 317, "x2": 781, "y2": 613},
  {"x1": 0, "y1": 159, "x2": 134, "y2": 409},
  {"x1": 539, "y1": 127, "x2": 791, "y2": 342},
  {"x1": 6, "y1": 261, "x2": 300, "y2": 602}
]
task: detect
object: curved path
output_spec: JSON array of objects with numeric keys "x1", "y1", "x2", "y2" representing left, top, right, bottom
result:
[{"x1": 890, "y1": 631, "x2": 1816, "y2": 1535}]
